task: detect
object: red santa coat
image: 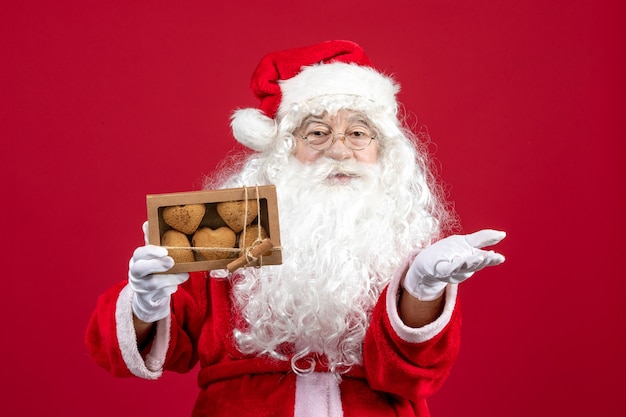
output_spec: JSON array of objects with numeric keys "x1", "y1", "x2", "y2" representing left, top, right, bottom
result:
[{"x1": 86, "y1": 263, "x2": 461, "y2": 417}]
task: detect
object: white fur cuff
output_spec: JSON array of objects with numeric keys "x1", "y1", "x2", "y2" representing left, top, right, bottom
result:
[
  {"x1": 115, "y1": 284, "x2": 171, "y2": 380},
  {"x1": 386, "y1": 263, "x2": 458, "y2": 344}
]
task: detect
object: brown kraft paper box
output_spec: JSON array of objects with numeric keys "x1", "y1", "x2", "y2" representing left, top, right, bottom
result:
[{"x1": 146, "y1": 185, "x2": 282, "y2": 273}]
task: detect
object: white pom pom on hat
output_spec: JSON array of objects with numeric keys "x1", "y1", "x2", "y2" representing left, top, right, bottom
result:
[
  {"x1": 231, "y1": 40, "x2": 400, "y2": 152},
  {"x1": 230, "y1": 108, "x2": 277, "y2": 152}
]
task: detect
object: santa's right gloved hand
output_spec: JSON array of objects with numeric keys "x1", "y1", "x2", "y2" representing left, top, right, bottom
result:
[
  {"x1": 128, "y1": 222, "x2": 189, "y2": 323},
  {"x1": 403, "y1": 229, "x2": 506, "y2": 301}
]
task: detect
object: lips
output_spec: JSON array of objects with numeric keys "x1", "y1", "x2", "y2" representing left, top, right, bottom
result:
[{"x1": 327, "y1": 172, "x2": 355, "y2": 184}]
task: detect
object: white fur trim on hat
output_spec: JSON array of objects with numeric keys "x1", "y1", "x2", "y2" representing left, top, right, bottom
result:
[
  {"x1": 230, "y1": 108, "x2": 277, "y2": 152},
  {"x1": 277, "y1": 62, "x2": 399, "y2": 119}
]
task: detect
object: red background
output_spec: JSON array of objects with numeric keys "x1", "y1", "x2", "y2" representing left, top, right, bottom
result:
[{"x1": 2, "y1": 1, "x2": 624, "y2": 416}]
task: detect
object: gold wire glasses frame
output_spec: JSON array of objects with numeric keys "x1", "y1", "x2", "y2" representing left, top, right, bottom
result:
[{"x1": 297, "y1": 130, "x2": 377, "y2": 151}]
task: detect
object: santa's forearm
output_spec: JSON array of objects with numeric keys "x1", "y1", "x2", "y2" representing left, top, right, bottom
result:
[
  {"x1": 398, "y1": 288, "x2": 445, "y2": 328},
  {"x1": 133, "y1": 314, "x2": 155, "y2": 347}
]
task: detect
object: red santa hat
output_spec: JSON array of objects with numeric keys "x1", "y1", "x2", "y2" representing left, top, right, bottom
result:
[{"x1": 231, "y1": 40, "x2": 400, "y2": 151}]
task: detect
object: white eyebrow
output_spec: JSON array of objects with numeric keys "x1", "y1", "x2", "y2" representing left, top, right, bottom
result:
[
  {"x1": 300, "y1": 113, "x2": 372, "y2": 126},
  {"x1": 345, "y1": 112, "x2": 372, "y2": 126},
  {"x1": 300, "y1": 116, "x2": 327, "y2": 127}
]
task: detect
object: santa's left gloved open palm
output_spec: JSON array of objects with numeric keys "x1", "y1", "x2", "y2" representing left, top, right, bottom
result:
[{"x1": 404, "y1": 229, "x2": 506, "y2": 301}]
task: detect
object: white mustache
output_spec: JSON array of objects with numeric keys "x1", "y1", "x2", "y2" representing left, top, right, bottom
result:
[{"x1": 308, "y1": 159, "x2": 371, "y2": 181}]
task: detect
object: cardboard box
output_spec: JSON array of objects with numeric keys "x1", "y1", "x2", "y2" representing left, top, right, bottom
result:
[{"x1": 146, "y1": 185, "x2": 282, "y2": 273}]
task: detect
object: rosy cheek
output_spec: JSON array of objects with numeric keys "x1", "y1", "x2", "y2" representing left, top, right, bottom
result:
[
  {"x1": 356, "y1": 145, "x2": 379, "y2": 163},
  {"x1": 293, "y1": 144, "x2": 320, "y2": 163}
]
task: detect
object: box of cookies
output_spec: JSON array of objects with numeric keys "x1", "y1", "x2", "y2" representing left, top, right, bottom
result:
[{"x1": 146, "y1": 185, "x2": 282, "y2": 273}]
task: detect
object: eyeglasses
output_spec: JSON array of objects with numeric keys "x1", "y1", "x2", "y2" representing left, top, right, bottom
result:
[{"x1": 297, "y1": 129, "x2": 377, "y2": 151}]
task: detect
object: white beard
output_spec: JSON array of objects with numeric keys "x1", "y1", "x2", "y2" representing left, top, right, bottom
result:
[{"x1": 231, "y1": 157, "x2": 412, "y2": 374}]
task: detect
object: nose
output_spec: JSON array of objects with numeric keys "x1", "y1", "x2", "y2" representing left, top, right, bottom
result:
[{"x1": 324, "y1": 134, "x2": 353, "y2": 160}]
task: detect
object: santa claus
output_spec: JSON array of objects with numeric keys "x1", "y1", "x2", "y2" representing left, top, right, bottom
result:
[{"x1": 86, "y1": 40, "x2": 506, "y2": 417}]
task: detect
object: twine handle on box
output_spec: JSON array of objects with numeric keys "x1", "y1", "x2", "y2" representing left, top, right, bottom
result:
[{"x1": 227, "y1": 238, "x2": 274, "y2": 272}]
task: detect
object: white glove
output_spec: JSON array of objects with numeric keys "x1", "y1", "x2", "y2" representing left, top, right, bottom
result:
[
  {"x1": 128, "y1": 222, "x2": 189, "y2": 323},
  {"x1": 404, "y1": 229, "x2": 506, "y2": 301}
]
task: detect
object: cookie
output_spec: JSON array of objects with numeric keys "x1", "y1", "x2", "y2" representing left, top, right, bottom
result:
[
  {"x1": 239, "y1": 224, "x2": 271, "y2": 256},
  {"x1": 162, "y1": 204, "x2": 206, "y2": 235},
  {"x1": 192, "y1": 226, "x2": 237, "y2": 261},
  {"x1": 161, "y1": 230, "x2": 195, "y2": 264},
  {"x1": 216, "y1": 200, "x2": 258, "y2": 233}
]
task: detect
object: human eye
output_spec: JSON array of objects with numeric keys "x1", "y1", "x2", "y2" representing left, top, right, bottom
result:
[
  {"x1": 305, "y1": 124, "x2": 330, "y2": 137},
  {"x1": 309, "y1": 129, "x2": 328, "y2": 137},
  {"x1": 303, "y1": 126, "x2": 330, "y2": 146},
  {"x1": 347, "y1": 127, "x2": 371, "y2": 139}
]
